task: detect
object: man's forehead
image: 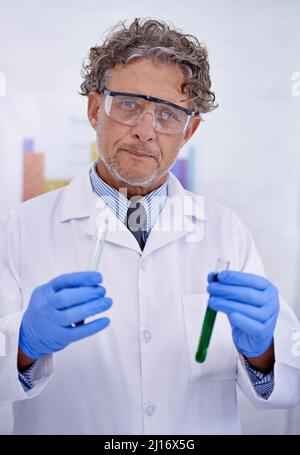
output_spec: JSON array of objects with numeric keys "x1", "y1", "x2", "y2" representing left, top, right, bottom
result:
[{"x1": 105, "y1": 59, "x2": 189, "y2": 106}]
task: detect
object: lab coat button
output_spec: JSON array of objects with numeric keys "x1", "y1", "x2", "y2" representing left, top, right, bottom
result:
[
  {"x1": 144, "y1": 403, "x2": 156, "y2": 416},
  {"x1": 140, "y1": 260, "x2": 146, "y2": 271},
  {"x1": 142, "y1": 330, "x2": 151, "y2": 342}
]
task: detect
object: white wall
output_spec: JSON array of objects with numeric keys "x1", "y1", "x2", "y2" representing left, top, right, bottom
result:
[{"x1": 0, "y1": 0, "x2": 299, "y2": 434}]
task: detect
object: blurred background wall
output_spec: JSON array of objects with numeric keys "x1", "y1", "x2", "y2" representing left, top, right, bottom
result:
[{"x1": 0, "y1": 0, "x2": 299, "y2": 434}]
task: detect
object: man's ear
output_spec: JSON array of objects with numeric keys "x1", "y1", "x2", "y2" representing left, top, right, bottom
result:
[
  {"x1": 179, "y1": 116, "x2": 201, "y2": 148},
  {"x1": 87, "y1": 91, "x2": 100, "y2": 130}
]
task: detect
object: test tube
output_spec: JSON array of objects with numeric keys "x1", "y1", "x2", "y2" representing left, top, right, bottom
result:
[
  {"x1": 75, "y1": 217, "x2": 109, "y2": 326},
  {"x1": 87, "y1": 216, "x2": 109, "y2": 271},
  {"x1": 195, "y1": 258, "x2": 230, "y2": 363}
]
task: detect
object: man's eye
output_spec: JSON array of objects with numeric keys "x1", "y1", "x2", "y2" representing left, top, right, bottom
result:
[
  {"x1": 119, "y1": 100, "x2": 139, "y2": 110},
  {"x1": 159, "y1": 110, "x2": 177, "y2": 121}
]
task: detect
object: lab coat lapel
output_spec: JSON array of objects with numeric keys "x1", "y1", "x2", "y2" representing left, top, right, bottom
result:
[
  {"x1": 59, "y1": 165, "x2": 142, "y2": 254},
  {"x1": 142, "y1": 173, "x2": 207, "y2": 259},
  {"x1": 85, "y1": 196, "x2": 142, "y2": 253}
]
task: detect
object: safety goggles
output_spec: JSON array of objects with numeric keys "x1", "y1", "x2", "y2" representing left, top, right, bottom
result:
[{"x1": 101, "y1": 88, "x2": 199, "y2": 135}]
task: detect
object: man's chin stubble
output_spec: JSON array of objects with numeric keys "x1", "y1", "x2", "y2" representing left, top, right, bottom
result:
[{"x1": 100, "y1": 154, "x2": 167, "y2": 187}]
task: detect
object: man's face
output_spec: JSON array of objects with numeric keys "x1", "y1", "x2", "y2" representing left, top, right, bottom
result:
[{"x1": 88, "y1": 58, "x2": 200, "y2": 189}]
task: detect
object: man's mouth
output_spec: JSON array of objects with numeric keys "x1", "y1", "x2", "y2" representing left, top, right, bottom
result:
[{"x1": 120, "y1": 149, "x2": 155, "y2": 159}]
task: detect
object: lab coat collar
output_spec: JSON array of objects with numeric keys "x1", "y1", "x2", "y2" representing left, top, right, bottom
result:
[
  {"x1": 141, "y1": 172, "x2": 207, "y2": 258},
  {"x1": 167, "y1": 171, "x2": 206, "y2": 221},
  {"x1": 59, "y1": 164, "x2": 206, "y2": 255},
  {"x1": 59, "y1": 164, "x2": 98, "y2": 222}
]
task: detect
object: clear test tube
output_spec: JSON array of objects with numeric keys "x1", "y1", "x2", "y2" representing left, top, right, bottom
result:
[
  {"x1": 75, "y1": 216, "x2": 109, "y2": 326},
  {"x1": 195, "y1": 258, "x2": 230, "y2": 363},
  {"x1": 87, "y1": 216, "x2": 109, "y2": 271}
]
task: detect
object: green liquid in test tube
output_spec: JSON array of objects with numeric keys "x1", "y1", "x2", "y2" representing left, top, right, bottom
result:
[
  {"x1": 75, "y1": 216, "x2": 109, "y2": 326},
  {"x1": 195, "y1": 258, "x2": 230, "y2": 363}
]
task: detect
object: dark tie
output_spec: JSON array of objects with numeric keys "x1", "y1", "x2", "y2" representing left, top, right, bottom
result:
[{"x1": 125, "y1": 198, "x2": 147, "y2": 250}]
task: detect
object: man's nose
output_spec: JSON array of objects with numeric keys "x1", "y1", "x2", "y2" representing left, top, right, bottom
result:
[{"x1": 130, "y1": 111, "x2": 156, "y2": 142}]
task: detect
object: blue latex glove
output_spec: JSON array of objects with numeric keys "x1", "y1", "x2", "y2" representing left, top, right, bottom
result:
[
  {"x1": 207, "y1": 271, "x2": 279, "y2": 357},
  {"x1": 19, "y1": 271, "x2": 112, "y2": 360}
]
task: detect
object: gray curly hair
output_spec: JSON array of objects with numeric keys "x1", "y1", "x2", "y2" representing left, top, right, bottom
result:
[{"x1": 80, "y1": 17, "x2": 218, "y2": 114}]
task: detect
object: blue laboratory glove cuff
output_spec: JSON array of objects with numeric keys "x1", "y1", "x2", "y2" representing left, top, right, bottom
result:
[
  {"x1": 237, "y1": 337, "x2": 274, "y2": 358},
  {"x1": 19, "y1": 327, "x2": 41, "y2": 361}
]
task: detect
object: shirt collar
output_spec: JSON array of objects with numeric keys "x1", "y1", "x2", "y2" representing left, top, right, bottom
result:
[
  {"x1": 89, "y1": 161, "x2": 168, "y2": 232},
  {"x1": 59, "y1": 163, "x2": 206, "y2": 224}
]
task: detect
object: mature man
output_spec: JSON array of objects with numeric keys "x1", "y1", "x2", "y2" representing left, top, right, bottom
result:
[{"x1": 0, "y1": 18, "x2": 299, "y2": 435}]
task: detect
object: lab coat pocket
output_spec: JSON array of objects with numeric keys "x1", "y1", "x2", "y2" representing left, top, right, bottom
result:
[{"x1": 182, "y1": 293, "x2": 237, "y2": 382}]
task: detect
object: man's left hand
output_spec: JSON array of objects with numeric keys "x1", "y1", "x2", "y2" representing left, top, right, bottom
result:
[{"x1": 207, "y1": 271, "x2": 279, "y2": 358}]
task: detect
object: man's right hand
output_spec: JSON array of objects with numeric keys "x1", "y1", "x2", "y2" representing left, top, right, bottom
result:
[{"x1": 18, "y1": 271, "x2": 112, "y2": 366}]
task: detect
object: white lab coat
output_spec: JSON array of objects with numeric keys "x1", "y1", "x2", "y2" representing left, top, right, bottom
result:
[{"x1": 0, "y1": 165, "x2": 299, "y2": 435}]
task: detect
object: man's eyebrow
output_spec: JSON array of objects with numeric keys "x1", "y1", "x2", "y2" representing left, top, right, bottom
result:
[{"x1": 110, "y1": 89, "x2": 188, "y2": 107}]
